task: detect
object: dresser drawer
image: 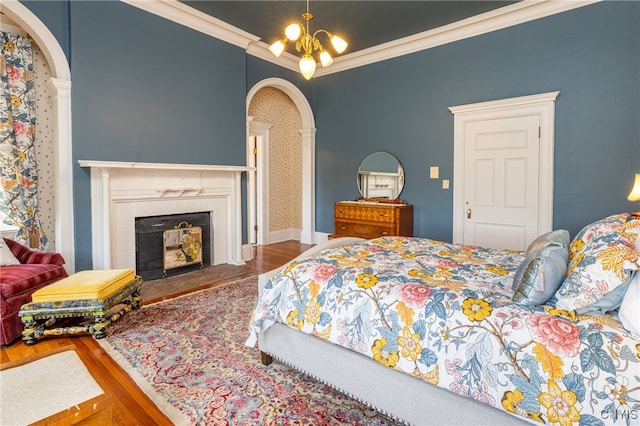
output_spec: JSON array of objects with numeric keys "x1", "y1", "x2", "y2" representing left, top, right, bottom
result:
[
  {"x1": 334, "y1": 204, "x2": 396, "y2": 223},
  {"x1": 333, "y1": 201, "x2": 413, "y2": 239},
  {"x1": 334, "y1": 221, "x2": 395, "y2": 239}
]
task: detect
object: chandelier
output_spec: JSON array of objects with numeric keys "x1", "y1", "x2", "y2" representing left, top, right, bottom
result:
[{"x1": 268, "y1": 0, "x2": 348, "y2": 80}]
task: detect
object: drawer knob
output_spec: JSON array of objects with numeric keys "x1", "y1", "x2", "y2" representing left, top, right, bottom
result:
[
  {"x1": 380, "y1": 231, "x2": 388, "y2": 235},
  {"x1": 340, "y1": 226, "x2": 346, "y2": 230},
  {"x1": 380, "y1": 213, "x2": 389, "y2": 217},
  {"x1": 339, "y1": 210, "x2": 346, "y2": 214}
]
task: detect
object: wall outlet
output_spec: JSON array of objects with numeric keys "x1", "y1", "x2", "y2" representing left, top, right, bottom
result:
[
  {"x1": 442, "y1": 179, "x2": 450, "y2": 190},
  {"x1": 429, "y1": 166, "x2": 439, "y2": 179}
]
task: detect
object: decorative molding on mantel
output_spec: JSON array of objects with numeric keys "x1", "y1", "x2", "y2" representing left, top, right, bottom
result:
[
  {"x1": 79, "y1": 160, "x2": 252, "y2": 272},
  {"x1": 77, "y1": 160, "x2": 252, "y2": 173},
  {"x1": 123, "y1": 0, "x2": 600, "y2": 78},
  {"x1": 155, "y1": 188, "x2": 202, "y2": 197}
]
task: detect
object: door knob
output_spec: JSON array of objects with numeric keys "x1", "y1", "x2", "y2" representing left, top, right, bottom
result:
[{"x1": 466, "y1": 208, "x2": 472, "y2": 219}]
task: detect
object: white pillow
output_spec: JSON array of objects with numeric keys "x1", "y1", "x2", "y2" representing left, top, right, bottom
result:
[
  {"x1": 0, "y1": 239, "x2": 20, "y2": 266},
  {"x1": 618, "y1": 271, "x2": 640, "y2": 339}
]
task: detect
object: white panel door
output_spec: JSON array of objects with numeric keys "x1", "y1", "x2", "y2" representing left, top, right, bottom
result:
[{"x1": 463, "y1": 115, "x2": 540, "y2": 251}]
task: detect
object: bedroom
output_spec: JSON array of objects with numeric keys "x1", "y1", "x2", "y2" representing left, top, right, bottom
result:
[
  {"x1": 0, "y1": 0, "x2": 638, "y2": 272},
  {"x1": 1, "y1": 0, "x2": 639, "y2": 424}
]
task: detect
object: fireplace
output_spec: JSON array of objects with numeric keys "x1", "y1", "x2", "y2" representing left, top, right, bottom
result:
[
  {"x1": 135, "y1": 212, "x2": 212, "y2": 280},
  {"x1": 78, "y1": 160, "x2": 250, "y2": 272}
]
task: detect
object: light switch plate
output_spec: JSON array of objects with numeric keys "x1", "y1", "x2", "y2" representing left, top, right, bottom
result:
[
  {"x1": 442, "y1": 179, "x2": 450, "y2": 189},
  {"x1": 430, "y1": 166, "x2": 439, "y2": 179}
]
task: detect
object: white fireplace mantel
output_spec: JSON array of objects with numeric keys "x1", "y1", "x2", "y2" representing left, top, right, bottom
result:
[{"x1": 79, "y1": 160, "x2": 252, "y2": 272}]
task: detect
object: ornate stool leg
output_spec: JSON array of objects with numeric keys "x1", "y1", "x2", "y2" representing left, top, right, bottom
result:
[
  {"x1": 91, "y1": 314, "x2": 110, "y2": 339},
  {"x1": 131, "y1": 288, "x2": 142, "y2": 310},
  {"x1": 21, "y1": 319, "x2": 40, "y2": 346}
]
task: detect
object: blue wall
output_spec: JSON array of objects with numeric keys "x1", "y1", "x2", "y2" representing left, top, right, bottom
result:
[
  {"x1": 25, "y1": 1, "x2": 253, "y2": 269},
  {"x1": 313, "y1": 1, "x2": 640, "y2": 241},
  {"x1": 21, "y1": 1, "x2": 640, "y2": 269}
]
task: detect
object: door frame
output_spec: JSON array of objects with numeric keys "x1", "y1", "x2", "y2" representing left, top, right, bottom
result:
[
  {"x1": 246, "y1": 119, "x2": 272, "y2": 245},
  {"x1": 449, "y1": 91, "x2": 560, "y2": 245}
]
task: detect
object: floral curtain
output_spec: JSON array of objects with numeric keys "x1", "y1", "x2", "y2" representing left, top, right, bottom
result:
[{"x1": 0, "y1": 31, "x2": 48, "y2": 249}]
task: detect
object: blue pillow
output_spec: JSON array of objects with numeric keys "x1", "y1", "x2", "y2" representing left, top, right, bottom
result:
[
  {"x1": 525, "y1": 230, "x2": 570, "y2": 256},
  {"x1": 575, "y1": 277, "x2": 633, "y2": 316},
  {"x1": 512, "y1": 245, "x2": 568, "y2": 306}
]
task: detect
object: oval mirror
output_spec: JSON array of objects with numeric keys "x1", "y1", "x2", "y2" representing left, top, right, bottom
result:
[{"x1": 357, "y1": 152, "x2": 404, "y2": 199}]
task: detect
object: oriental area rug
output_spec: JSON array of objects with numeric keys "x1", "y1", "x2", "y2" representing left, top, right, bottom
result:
[{"x1": 99, "y1": 276, "x2": 400, "y2": 425}]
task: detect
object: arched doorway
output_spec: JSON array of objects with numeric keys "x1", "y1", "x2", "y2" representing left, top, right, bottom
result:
[
  {"x1": 246, "y1": 78, "x2": 316, "y2": 245},
  {"x1": 2, "y1": 1, "x2": 75, "y2": 272}
]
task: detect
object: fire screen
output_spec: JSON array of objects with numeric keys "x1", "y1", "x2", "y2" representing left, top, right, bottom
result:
[{"x1": 163, "y1": 222, "x2": 203, "y2": 277}]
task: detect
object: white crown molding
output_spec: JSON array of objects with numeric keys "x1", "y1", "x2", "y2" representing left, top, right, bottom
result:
[
  {"x1": 122, "y1": 0, "x2": 260, "y2": 49},
  {"x1": 246, "y1": 42, "x2": 300, "y2": 73},
  {"x1": 315, "y1": 0, "x2": 601, "y2": 77},
  {"x1": 124, "y1": 0, "x2": 599, "y2": 78}
]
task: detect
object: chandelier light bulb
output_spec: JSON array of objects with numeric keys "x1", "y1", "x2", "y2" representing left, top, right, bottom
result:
[
  {"x1": 285, "y1": 23, "x2": 301, "y2": 41},
  {"x1": 319, "y1": 50, "x2": 333, "y2": 67},
  {"x1": 299, "y1": 54, "x2": 316, "y2": 80},
  {"x1": 330, "y1": 35, "x2": 348, "y2": 54},
  {"x1": 268, "y1": 40, "x2": 285, "y2": 57}
]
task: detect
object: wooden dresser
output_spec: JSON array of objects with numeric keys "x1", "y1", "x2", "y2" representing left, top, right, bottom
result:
[{"x1": 333, "y1": 201, "x2": 413, "y2": 239}]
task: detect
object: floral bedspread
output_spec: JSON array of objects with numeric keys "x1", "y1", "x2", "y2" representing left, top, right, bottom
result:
[{"x1": 249, "y1": 237, "x2": 640, "y2": 425}]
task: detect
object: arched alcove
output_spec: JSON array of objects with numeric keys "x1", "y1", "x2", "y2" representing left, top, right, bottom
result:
[
  {"x1": 3, "y1": 1, "x2": 75, "y2": 272},
  {"x1": 246, "y1": 78, "x2": 316, "y2": 244}
]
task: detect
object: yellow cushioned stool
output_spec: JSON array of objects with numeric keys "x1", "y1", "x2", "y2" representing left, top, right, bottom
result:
[{"x1": 19, "y1": 269, "x2": 142, "y2": 345}]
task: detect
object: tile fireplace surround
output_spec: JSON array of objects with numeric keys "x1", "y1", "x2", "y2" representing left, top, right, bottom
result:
[{"x1": 79, "y1": 160, "x2": 251, "y2": 272}]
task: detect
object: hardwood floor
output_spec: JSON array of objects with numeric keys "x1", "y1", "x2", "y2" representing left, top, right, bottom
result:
[{"x1": 0, "y1": 240, "x2": 312, "y2": 425}]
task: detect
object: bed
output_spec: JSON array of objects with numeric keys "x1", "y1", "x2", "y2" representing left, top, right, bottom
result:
[{"x1": 247, "y1": 213, "x2": 640, "y2": 425}]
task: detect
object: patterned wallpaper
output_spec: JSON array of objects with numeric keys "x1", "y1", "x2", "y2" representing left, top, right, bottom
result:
[
  {"x1": 32, "y1": 42, "x2": 56, "y2": 245},
  {"x1": 248, "y1": 87, "x2": 302, "y2": 232}
]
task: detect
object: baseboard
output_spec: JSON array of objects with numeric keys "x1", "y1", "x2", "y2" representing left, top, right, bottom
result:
[
  {"x1": 248, "y1": 231, "x2": 330, "y2": 254},
  {"x1": 268, "y1": 228, "x2": 301, "y2": 244},
  {"x1": 242, "y1": 244, "x2": 253, "y2": 261},
  {"x1": 314, "y1": 232, "x2": 330, "y2": 244}
]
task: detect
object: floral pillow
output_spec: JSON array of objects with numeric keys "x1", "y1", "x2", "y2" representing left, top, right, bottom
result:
[
  {"x1": 553, "y1": 228, "x2": 639, "y2": 315},
  {"x1": 567, "y1": 213, "x2": 630, "y2": 262},
  {"x1": 620, "y1": 218, "x2": 640, "y2": 250}
]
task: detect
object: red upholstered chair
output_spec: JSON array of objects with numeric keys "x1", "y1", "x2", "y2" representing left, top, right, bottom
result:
[{"x1": 0, "y1": 238, "x2": 68, "y2": 345}]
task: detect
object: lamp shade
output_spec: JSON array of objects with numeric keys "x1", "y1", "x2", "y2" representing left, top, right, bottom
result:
[
  {"x1": 628, "y1": 174, "x2": 640, "y2": 201},
  {"x1": 269, "y1": 40, "x2": 285, "y2": 57},
  {"x1": 299, "y1": 54, "x2": 316, "y2": 80},
  {"x1": 330, "y1": 35, "x2": 348, "y2": 54},
  {"x1": 285, "y1": 23, "x2": 301, "y2": 41},
  {"x1": 319, "y1": 50, "x2": 333, "y2": 67}
]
